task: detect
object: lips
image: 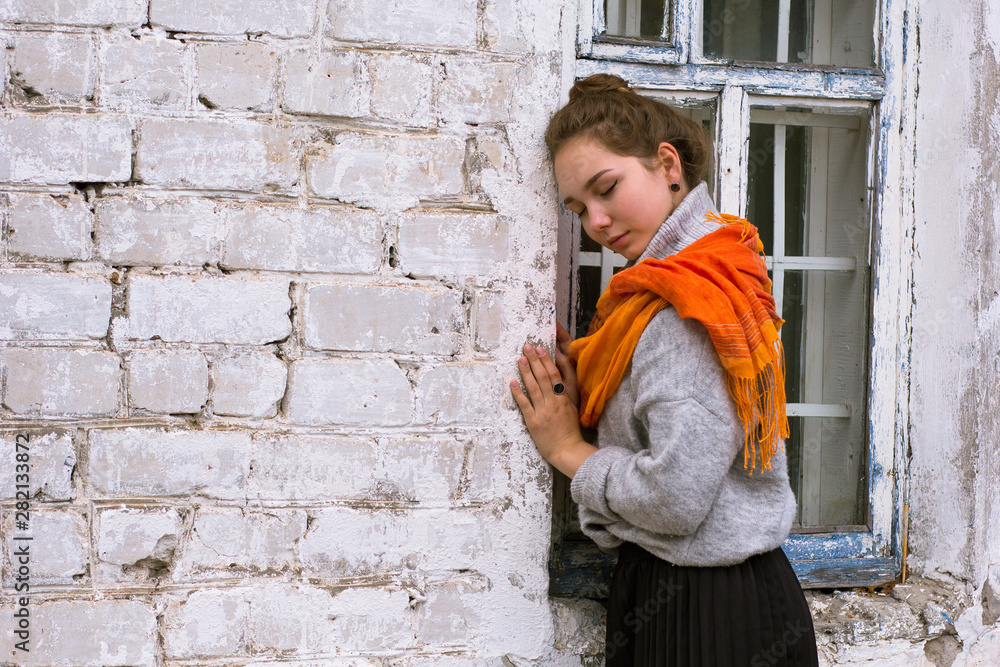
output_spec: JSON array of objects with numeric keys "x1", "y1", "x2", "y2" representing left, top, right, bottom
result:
[{"x1": 608, "y1": 232, "x2": 628, "y2": 249}]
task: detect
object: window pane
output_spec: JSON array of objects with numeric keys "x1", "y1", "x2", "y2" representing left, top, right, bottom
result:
[
  {"x1": 749, "y1": 108, "x2": 871, "y2": 258},
  {"x1": 746, "y1": 105, "x2": 872, "y2": 528},
  {"x1": 604, "y1": 0, "x2": 669, "y2": 40},
  {"x1": 703, "y1": 0, "x2": 876, "y2": 67},
  {"x1": 782, "y1": 272, "x2": 869, "y2": 527}
]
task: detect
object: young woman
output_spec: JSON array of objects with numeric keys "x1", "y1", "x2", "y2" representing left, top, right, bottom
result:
[{"x1": 509, "y1": 73, "x2": 819, "y2": 666}]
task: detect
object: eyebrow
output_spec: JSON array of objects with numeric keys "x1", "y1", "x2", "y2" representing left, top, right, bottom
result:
[{"x1": 562, "y1": 169, "x2": 613, "y2": 207}]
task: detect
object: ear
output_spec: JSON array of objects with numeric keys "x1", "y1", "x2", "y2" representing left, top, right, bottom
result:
[{"x1": 656, "y1": 141, "x2": 684, "y2": 183}]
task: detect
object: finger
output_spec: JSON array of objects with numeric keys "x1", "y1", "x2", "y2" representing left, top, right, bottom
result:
[
  {"x1": 523, "y1": 345, "x2": 555, "y2": 395},
  {"x1": 534, "y1": 345, "x2": 563, "y2": 383},
  {"x1": 556, "y1": 323, "x2": 572, "y2": 354},
  {"x1": 518, "y1": 354, "x2": 546, "y2": 404},
  {"x1": 554, "y1": 349, "x2": 574, "y2": 379},
  {"x1": 509, "y1": 379, "x2": 534, "y2": 414}
]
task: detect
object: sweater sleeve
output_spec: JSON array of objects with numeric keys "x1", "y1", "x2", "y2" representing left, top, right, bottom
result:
[{"x1": 570, "y1": 307, "x2": 746, "y2": 537}]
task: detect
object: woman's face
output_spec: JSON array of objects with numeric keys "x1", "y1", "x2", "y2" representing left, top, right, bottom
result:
[{"x1": 554, "y1": 136, "x2": 684, "y2": 261}]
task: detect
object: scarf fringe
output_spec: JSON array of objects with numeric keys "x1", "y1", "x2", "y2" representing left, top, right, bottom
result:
[{"x1": 724, "y1": 339, "x2": 789, "y2": 473}]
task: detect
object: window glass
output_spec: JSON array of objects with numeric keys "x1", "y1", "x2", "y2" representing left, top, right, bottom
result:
[
  {"x1": 747, "y1": 105, "x2": 871, "y2": 527},
  {"x1": 703, "y1": 0, "x2": 876, "y2": 67},
  {"x1": 604, "y1": 0, "x2": 669, "y2": 40}
]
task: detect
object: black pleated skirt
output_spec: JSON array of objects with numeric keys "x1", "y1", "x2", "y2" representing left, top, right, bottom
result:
[{"x1": 605, "y1": 542, "x2": 819, "y2": 667}]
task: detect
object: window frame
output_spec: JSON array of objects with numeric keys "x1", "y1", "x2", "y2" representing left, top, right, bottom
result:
[{"x1": 552, "y1": 0, "x2": 915, "y2": 593}]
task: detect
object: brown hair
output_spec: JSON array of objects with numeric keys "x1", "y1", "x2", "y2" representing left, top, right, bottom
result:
[{"x1": 544, "y1": 73, "x2": 712, "y2": 188}]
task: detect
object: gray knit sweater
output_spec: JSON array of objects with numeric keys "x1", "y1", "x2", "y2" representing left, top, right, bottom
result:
[{"x1": 570, "y1": 182, "x2": 798, "y2": 567}]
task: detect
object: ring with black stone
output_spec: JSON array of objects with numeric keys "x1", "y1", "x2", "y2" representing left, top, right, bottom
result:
[{"x1": 552, "y1": 382, "x2": 565, "y2": 395}]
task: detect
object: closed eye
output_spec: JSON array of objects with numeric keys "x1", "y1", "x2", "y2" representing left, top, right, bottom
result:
[{"x1": 601, "y1": 180, "x2": 618, "y2": 196}]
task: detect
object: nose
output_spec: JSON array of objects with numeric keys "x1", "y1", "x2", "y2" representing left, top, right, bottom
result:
[{"x1": 588, "y1": 206, "x2": 612, "y2": 231}]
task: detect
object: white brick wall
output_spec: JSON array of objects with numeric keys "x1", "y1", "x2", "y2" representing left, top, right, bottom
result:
[
  {"x1": 0, "y1": 599, "x2": 157, "y2": 666},
  {"x1": 0, "y1": 0, "x2": 570, "y2": 663},
  {"x1": 194, "y1": 41, "x2": 277, "y2": 111},
  {"x1": 285, "y1": 358, "x2": 413, "y2": 426},
  {"x1": 127, "y1": 349, "x2": 209, "y2": 413},
  {"x1": 11, "y1": 32, "x2": 96, "y2": 106},
  {"x1": 7, "y1": 193, "x2": 93, "y2": 260},
  {"x1": 1, "y1": 348, "x2": 122, "y2": 416},
  {"x1": 120, "y1": 274, "x2": 291, "y2": 344},
  {"x1": 302, "y1": 282, "x2": 464, "y2": 354},
  {"x1": 306, "y1": 134, "x2": 466, "y2": 208},
  {"x1": 135, "y1": 118, "x2": 298, "y2": 191},
  {"x1": 100, "y1": 33, "x2": 187, "y2": 111},
  {"x1": 0, "y1": 273, "x2": 110, "y2": 339},
  {"x1": 0, "y1": 114, "x2": 132, "y2": 183},
  {"x1": 94, "y1": 196, "x2": 224, "y2": 266},
  {"x1": 151, "y1": 0, "x2": 316, "y2": 37},
  {"x1": 0, "y1": 0, "x2": 147, "y2": 27},
  {"x1": 210, "y1": 351, "x2": 287, "y2": 417},
  {"x1": 222, "y1": 203, "x2": 382, "y2": 273},
  {"x1": 0, "y1": 430, "x2": 76, "y2": 501}
]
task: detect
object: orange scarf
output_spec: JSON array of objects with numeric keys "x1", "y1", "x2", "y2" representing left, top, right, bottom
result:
[{"x1": 569, "y1": 212, "x2": 789, "y2": 473}]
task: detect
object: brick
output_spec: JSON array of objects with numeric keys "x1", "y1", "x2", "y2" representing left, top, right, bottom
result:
[
  {"x1": 385, "y1": 658, "x2": 483, "y2": 667},
  {"x1": 163, "y1": 584, "x2": 410, "y2": 657},
  {"x1": 128, "y1": 350, "x2": 209, "y2": 414},
  {"x1": 417, "y1": 578, "x2": 488, "y2": 644},
  {"x1": 122, "y1": 274, "x2": 291, "y2": 345},
  {"x1": 252, "y1": 585, "x2": 412, "y2": 652},
  {"x1": 438, "y1": 60, "x2": 520, "y2": 124},
  {"x1": 101, "y1": 33, "x2": 187, "y2": 110},
  {"x1": 377, "y1": 434, "x2": 468, "y2": 501},
  {"x1": 0, "y1": 113, "x2": 132, "y2": 184},
  {"x1": 2, "y1": 509, "x2": 88, "y2": 585},
  {"x1": 178, "y1": 507, "x2": 306, "y2": 579},
  {"x1": 369, "y1": 53, "x2": 433, "y2": 125},
  {"x1": 416, "y1": 363, "x2": 500, "y2": 424},
  {"x1": 0, "y1": 273, "x2": 110, "y2": 340},
  {"x1": 151, "y1": 0, "x2": 315, "y2": 38},
  {"x1": 247, "y1": 433, "x2": 378, "y2": 500},
  {"x1": 0, "y1": 0, "x2": 147, "y2": 27},
  {"x1": 195, "y1": 41, "x2": 276, "y2": 111},
  {"x1": 0, "y1": 600, "x2": 157, "y2": 666},
  {"x1": 87, "y1": 427, "x2": 252, "y2": 499},
  {"x1": 0, "y1": 430, "x2": 77, "y2": 501},
  {"x1": 283, "y1": 49, "x2": 368, "y2": 118},
  {"x1": 95, "y1": 506, "x2": 180, "y2": 583},
  {"x1": 326, "y1": 0, "x2": 477, "y2": 48},
  {"x1": 1, "y1": 348, "x2": 121, "y2": 417},
  {"x1": 480, "y1": 0, "x2": 532, "y2": 53},
  {"x1": 246, "y1": 661, "x2": 381, "y2": 667},
  {"x1": 94, "y1": 196, "x2": 225, "y2": 266},
  {"x1": 163, "y1": 588, "x2": 250, "y2": 658},
  {"x1": 302, "y1": 283, "x2": 463, "y2": 355},
  {"x1": 396, "y1": 213, "x2": 508, "y2": 278},
  {"x1": 299, "y1": 507, "x2": 486, "y2": 576},
  {"x1": 473, "y1": 289, "x2": 504, "y2": 351},
  {"x1": 136, "y1": 118, "x2": 297, "y2": 191},
  {"x1": 7, "y1": 193, "x2": 92, "y2": 260},
  {"x1": 285, "y1": 359, "x2": 413, "y2": 426},
  {"x1": 306, "y1": 134, "x2": 465, "y2": 207},
  {"x1": 210, "y1": 352, "x2": 287, "y2": 418},
  {"x1": 221, "y1": 203, "x2": 382, "y2": 273},
  {"x1": 11, "y1": 31, "x2": 96, "y2": 106}
]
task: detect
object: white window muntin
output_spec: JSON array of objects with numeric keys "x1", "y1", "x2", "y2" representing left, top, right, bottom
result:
[{"x1": 584, "y1": 0, "x2": 884, "y2": 71}]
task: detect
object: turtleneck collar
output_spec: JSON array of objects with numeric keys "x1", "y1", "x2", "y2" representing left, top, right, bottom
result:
[{"x1": 635, "y1": 181, "x2": 719, "y2": 263}]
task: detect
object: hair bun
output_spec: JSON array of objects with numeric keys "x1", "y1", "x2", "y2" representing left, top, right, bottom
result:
[{"x1": 568, "y1": 73, "x2": 630, "y2": 102}]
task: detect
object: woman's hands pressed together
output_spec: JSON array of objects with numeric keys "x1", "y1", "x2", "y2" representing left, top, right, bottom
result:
[{"x1": 510, "y1": 326, "x2": 596, "y2": 479}]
